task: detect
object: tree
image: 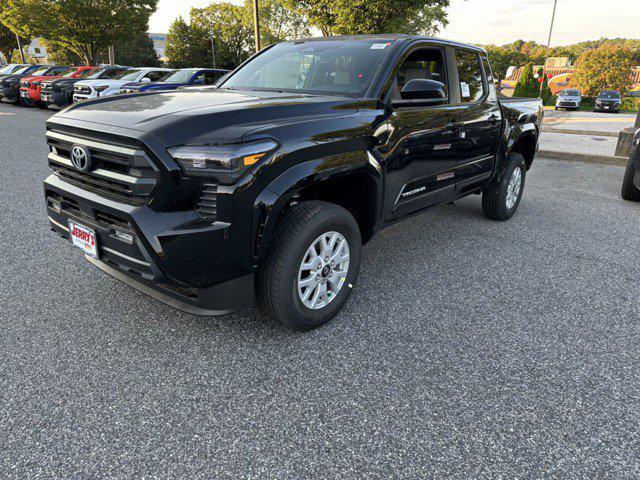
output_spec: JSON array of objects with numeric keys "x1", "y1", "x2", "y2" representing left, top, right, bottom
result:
[
  {"x1": 282, "y1": 0, "x2": 450, "y2": 36},
  {"x1": 513, "y1": 63, "x2": 539, "y2": 98},
  {"x1": 572, "y1": 44, "x2": 635, "y2": 97},
  {"x1": 243, "y1": 0, "x2": 309, "y2": 46},
  {"x1": 538, "y1": 68, "x2": 554, "y2": 106},
  {"x1": 191, "y1": 2, "x2": 252, "y2": 68},
  {"x1": 484, "y1": 45, "x2": 527, "y2": 85},
  {"x1": 0, "y1": 18, "x2": 29, "y2": 63},
  {"x1": 164, "y1": 17, "x2": 212, "y2": 69},
  {"x1": 107, "y1": 31, "x2": 160, "y2": 67},
  {"x1": 0, "y1": 0, "x2": 158, "y2": 65}
]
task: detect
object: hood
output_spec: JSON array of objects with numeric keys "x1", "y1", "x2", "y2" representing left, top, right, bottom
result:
[
  {"x1": 75, "y1": 79, "x2": 129, "y2": 88},
  {"x1": 47, "y1": 77, "x2": 85, "y2": 87},
  {"x1": 52, "y1": 88, "x2": 360, "y2": 145},
  {"x1": 22, "y1": 75, "x2": 62, "y2": 83}
]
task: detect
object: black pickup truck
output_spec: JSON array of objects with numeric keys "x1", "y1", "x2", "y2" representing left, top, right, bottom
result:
[{"x1": 43, "y1": 35, "x2": 542, "y2": 329}]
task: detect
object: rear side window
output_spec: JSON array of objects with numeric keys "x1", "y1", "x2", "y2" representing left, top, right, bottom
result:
[
  {"x1": 144, "y1": 71, "x2": 167, "y2": 82},
  {"x1": 456, "y1": 49, "x2": 485, "y2": 103},
  {"x1": 481, "y1": 57, "x2": 497, "y2": 101}
]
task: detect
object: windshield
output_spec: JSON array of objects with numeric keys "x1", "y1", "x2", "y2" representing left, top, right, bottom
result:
[
  {"x1": 73, "y1": 68, "x2": 100, "y2": 79},
  {"x1": 60, "y1": 67, "x2": 80, "y2": 77},
  {"x1": 96, "y1": 68, "x2": 129, "y2": 79},
  {"x1": 599, "y1": 91, "x2": 620, "y2": 99},
  {"x1": 30, "y1": 67, "x2": 50, "y2": 76},
  {"x1": 160, "y1": 69, "x2": 195, "y2": 83},
  {"x1": 0, "y1": 65, "x2": 17, "y2": 74},
  {"x1": 221, "y1": 40, "x2": 395, "y2": 97},
  {"x1": 561, "y1": 89, "x2": 580, "y2": 96},
  {"x1": 112, "y1": 69, "x2": 143, "y2": 81}
]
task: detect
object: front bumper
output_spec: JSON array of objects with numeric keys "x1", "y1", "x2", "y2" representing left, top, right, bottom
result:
[
  {"x1": 44, "y1": 174, "x2": 255, "y2": 315},
  {"x1": 1, "y1": 85, "x2": 19, "y2": 102},
  {"x1": 595, "y1": 103, "x2": 620, "y2": 111},
  {"x1": 42, "y1": 90, "x2": 70, "y2": 107},
  {"x1": 556, "y1": 101, "x2": 579, "y2": 108}
]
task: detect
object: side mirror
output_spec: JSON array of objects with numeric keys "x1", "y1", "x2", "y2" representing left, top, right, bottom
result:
[
  {"x1": 140, "y1": 77, "x2": 152, "y2": 83},
  {"x1": 400, "y1": 79, "x2": 447, "y2": 101}
]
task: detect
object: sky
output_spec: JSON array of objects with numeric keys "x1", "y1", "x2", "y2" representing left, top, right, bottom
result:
[{"x1": 149, "y1": 0, "x2": 640, "y2": 46}]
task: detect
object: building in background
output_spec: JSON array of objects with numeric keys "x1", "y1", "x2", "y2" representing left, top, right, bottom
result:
[{"x1": 148, "y1": 33, "x2": 167, "y2": 63}]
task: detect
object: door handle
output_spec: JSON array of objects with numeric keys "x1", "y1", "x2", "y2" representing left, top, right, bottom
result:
[{"x1": 488, "y1": 114, "x2": 500, "y2": 125}]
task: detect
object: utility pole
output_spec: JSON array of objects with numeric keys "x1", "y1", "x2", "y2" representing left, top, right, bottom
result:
[
  {"x1": 252, "y1": 0, "x2": 260, "y2": 53},
  {"x1": 209, "y1": 27, "x2": 216, "y2": 69},
  {"x1": 108, "y1": 45, "x2": 115, "y2": 66},
  {"x1": 16, "y1": 33, "x2": 25, "y2": 63}
]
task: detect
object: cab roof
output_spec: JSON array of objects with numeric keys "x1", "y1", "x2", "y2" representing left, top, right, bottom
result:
[{"x1": 288, "y1": 34, "x2": 487, "y2": 54}]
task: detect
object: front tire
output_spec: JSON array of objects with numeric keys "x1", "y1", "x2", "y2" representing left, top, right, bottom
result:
[
  {"x1": 621, "y1": 157, "x2": 640, "y2": 201},
  {"x1": 257, "y1": 201, "x2": 362, "y2": 330},
  {"x1": 482, "y1": 153, "x2": 526, "y2": 221}
]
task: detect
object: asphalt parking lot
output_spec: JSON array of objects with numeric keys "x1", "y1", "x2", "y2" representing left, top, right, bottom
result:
[{"x1": 1, "y1": 102, "x2": 640, "y2": 479}]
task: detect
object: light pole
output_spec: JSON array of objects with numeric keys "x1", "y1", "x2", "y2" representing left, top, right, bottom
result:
[
  {"x1": 546, "y1": 0, "x2": 558, "y2": 47},
  {"x1": 252, "y1": 0, "x2": 260, "y2": 53}
]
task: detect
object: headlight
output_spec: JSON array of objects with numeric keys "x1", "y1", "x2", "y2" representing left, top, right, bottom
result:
[
  {"x1": 94, "y1": 85, "x2": 109, "y2": 92},
  {"x1": 32, "y1": 81, "x2": 41, "y2": 87},
  {"x1": 168, "y1": 140, "x2": 278, "y2": 181}
]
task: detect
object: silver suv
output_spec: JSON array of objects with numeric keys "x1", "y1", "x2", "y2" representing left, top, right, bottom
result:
[{"x1": 555, "y1": 89, "x2": 582, "y2": 111}]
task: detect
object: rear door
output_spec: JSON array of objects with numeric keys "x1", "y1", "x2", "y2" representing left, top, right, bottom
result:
[{"x1": 453, "y1": 49, "x2": 502, "y2": 191}]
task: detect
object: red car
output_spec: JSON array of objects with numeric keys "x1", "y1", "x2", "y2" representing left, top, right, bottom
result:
[{"x1": 19, "y1": 66, "x2": 95, "y2": 107}]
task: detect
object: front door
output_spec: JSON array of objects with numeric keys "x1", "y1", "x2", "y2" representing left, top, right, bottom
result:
[{"x1": 377, "y1": 46, "x2": 465, "y2": 220}]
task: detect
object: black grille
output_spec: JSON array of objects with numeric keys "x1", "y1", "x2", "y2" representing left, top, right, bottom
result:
[
  {"x1": 196, "y1": 183, "x2": 218, "y2": 219},
  {"x1": 46, "y1": 128, "x2": 158, "y2": 204}
]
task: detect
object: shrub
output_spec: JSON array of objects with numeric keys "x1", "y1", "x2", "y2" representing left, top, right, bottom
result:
[{"x1": 513, "y1": 63, "x2": 540, "y2": 98}]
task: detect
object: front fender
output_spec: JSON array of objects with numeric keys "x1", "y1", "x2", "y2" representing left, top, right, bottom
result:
[{"x1": 251, "y1": 150, "x2": 382, "y2": 262}]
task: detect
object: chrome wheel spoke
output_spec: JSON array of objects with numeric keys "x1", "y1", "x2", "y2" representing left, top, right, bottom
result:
[{"x1": 297, "y1": 231, "x2": 350, "y2": 310}]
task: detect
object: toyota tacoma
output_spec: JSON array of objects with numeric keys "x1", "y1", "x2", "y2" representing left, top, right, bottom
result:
[{"x1": 44, "y1": 36, "x2": 543, "y2": 329}]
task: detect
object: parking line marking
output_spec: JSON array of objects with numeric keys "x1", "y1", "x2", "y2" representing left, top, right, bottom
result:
[{"x1": 0, "y1": 112, "x2": 14, "y2": 116}]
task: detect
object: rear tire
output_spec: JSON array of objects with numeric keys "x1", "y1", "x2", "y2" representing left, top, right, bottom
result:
[
  {"x1": 621, "y1": 157, "x2": 640, "y2": 201},
  {"x1": 482, "y1": 153, "x2": 526, "y2": 221},
  {"x1": 257, "y1": 201, "x2": 362, "y2": 330}
]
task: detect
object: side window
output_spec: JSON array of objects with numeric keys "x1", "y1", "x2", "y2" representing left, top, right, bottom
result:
[
  {"x1": 204, "y1": 72, "x2": 219, "y2": 85},
  {"x1": 193, "y1": 73, "x2": 205, "y2": 85},
  {"x1": 481, "y1": 57, "x2": 497, "y2": 101},
  {"x1": 144, "y1": 71, "x2": 166, "y2": 82},
  {"x1": 455, "y1": 49, "x2": 485, "y2": 103},
  {"x1": 390, "y1": 48, "x2": 447, "y2": 101}
]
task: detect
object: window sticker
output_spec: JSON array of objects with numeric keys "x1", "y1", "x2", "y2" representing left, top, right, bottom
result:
[
  {"x1": 460, "y1": 82, "x2": 471, "y2": 98},
  {"x1": 370, "y1": 43, "x2": 391, "y2": 50}
]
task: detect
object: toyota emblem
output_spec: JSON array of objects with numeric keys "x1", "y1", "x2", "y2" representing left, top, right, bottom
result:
[{"x1": 70, "y1": 145, "x2": 91, "y2": 172}]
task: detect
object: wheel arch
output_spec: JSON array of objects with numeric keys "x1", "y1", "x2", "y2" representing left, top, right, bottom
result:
[{"x1": 251, "y1": 151, "x2": 383, "y2": 264}]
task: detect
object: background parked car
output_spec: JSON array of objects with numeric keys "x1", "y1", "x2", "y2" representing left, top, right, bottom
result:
[
  {"x1": 594, "y1": 90, "x2": 621, "y2": 113},
  {"x1": 119, "y1": 68, "x2": 229, "y2": 94},
  {"x1": 73, "y1": 67, "x2": 171, "y2": 101},
  {"x1": 19, "y1": 66, "x2": 95, "y2": 108},
  {"x1": 41, "y1": 66, "x2": 129, "y2": 109},
  {"x1": 555, "y1": 88, "x2": 582, "y2": 110}
]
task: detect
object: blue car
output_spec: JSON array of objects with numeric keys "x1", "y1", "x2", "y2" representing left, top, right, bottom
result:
[{"x1": 119, "y1": 68, "x2": 229, "y2": 93}]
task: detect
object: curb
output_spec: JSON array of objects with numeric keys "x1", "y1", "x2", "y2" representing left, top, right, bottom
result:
[
  {"x1": 541, "y1": 127, "x2": 618, "y2": 137},
  {"x1": 538, "y1": 150, "x2": 628, "y2": 167}
]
